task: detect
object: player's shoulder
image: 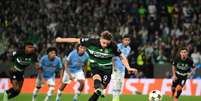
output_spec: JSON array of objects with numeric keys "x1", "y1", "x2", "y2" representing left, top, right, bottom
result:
[
  {"x1": 84, "y1": 52, "x2": 89, "y2": 57},
  {"x1": 69, "y1": 49, "x2": 77, "y2": 55},
  {"x1": 186, "y1": 57, "x2": 193, "y2": 63},
  {"x1": 117, "y1": 43, "x2": 122, "y2": 46},
  {"x1": 55, "y1": 56, "x2": 62, "y2": 61},
  {"x1": 127, "y1": 45, "x2": 131, "y2": 50},
  {"x1": 41, "y1": 55, "x2": 48, "y2": 60}
]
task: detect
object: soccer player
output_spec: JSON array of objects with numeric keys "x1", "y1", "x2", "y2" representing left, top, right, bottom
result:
[
  {"x1": 55, "y1": 44, "x2": 89, "y2": 101},
  {"x1": 3, "y1": 42, "x2": 39, "y2": 101},
  {"x1": 32, "y1": 47, "x2": 63, "y2": 101},
  {"x1": 111, "y1": 35, "x2": 131, "y2": 101},
  {"x1": 171, "y1": 47, "x2": 196, "y2": 101},
  {"x1": 56, "y1": 31, "x2": 137, "y2": 101}
]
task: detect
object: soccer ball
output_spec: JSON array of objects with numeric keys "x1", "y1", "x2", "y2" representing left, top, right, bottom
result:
[{"x1": 148, "y1": 90, "x2": 162, "y2": 101}]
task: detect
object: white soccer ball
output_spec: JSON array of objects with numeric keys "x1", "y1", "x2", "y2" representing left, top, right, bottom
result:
[{"x1": 148, "y1": 90, "x2": 162, "y2": 101}]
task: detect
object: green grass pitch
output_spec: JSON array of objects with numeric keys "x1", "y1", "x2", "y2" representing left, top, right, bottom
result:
[{"x1": 1, "y1": 93, "x2": 201, "y2": 101}]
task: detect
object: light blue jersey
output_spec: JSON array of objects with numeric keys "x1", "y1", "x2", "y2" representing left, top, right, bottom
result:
[
  {"x1": 114, "y1": 43, "x2": 131, "y2": 71},
  {"x1": 65, "y1": 49, "x2": 89, "y2": 73},
  {"x1": 39, "y1": 55, "x2": 63, "y2": 79}
]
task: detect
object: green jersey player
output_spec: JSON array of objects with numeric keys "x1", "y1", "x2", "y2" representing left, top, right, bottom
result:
[{"x1": 56, "y1": 31, "x2": 137, "y2": 101}]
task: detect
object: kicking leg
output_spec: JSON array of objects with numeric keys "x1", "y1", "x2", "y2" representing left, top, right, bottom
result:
[{"x1": 88, "y1": 74, "x2": 103, "y2": 101}]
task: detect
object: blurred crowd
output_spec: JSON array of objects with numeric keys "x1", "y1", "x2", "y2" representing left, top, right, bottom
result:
[{"x1": 0, "y1": 0, "x2": 201, "y2": 78}]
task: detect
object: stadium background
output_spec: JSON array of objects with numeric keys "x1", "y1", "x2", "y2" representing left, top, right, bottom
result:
[{"x1": 0, "y1": 0, "x2": 201, "y2": 100}]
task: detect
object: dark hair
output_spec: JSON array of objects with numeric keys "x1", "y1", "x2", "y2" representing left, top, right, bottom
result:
[
  {"x1": 100, "y1": 31, "x2": 113, "y2": 40},
  {"x1": 47, "y1": 47, "x2": 57, "y2": 54},
  {"x1": 122, "y1": 35, "x2": 130, "y2": 39},
  {"x1": 75, "y1": 44, "x2": 85, "y2": 49},
  {"x1": 178, "y1": 46, "x2": 188, "y2": 52}
]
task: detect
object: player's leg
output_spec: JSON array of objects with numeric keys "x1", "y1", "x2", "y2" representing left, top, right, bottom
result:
[
  {"x1": 88, "y1": 74, "x2": 103, "y2": 101},
  {"x1": 56, "y1": 71, "x2": 69, "y2": 101},
  {"x1": 55, "y1": 82, "x2": 67, "y2": 101},
  {"x1": 73, "y1": 71, "x2": 85, "y2": 101},
  {"x1": 174, "y1": 79, "x2": 187, "y2": 100},
  {"x1": 4, "y1": 70, "x2": 24, "y2": 101},
  {"x1": 5, "y1": 79, "x2": 23, "y2": 100},
  {"x1": 32, "y1": 75, "x2": 43, "y2": 101},
  {"x1": 44, "y1": 77, "x2": 55, "y2": 101},
  {"x1": 112, "y1": 69, "x2": 124, "y2": 101},
  {"x1": 88, "y1": 70, "x2": 111, "y2": 101},
  {"x1": 77, "y1": 80, "x2": 85, "y2": 93},
  {"x1": 171, "y1": 78, "x2": 179, "y2": 97}
]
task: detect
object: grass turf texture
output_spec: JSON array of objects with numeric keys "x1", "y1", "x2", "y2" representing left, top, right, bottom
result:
[{"x1": 1, "y1": 93, "x2": 201, "y2": 101}]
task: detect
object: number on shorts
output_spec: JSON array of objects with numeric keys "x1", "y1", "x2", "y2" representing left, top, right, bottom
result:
[
  {"x1": 181, "y1": 80, "x2": 185, "y2": 85},
  {"x1": 103, "y1": 75, "x2": 108, "y2": 82}
]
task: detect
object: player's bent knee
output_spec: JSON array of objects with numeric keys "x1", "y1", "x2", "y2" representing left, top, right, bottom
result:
[
  {"x1": 93, "y1": 74, "x2": 102, "y2": 81},
  {"x1": 176, "y1": 85, "x2": 182, "y2": 91}
]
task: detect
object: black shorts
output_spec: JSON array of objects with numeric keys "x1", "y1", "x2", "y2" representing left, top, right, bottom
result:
[
  {"x1": 9, "y1": 69, "x2": 24, "y2": 81},
  {"x1": 91, "y1": 68, "x2": 112, "y2": 88},
  {"x1": 172, "y1": 74, "x2": 187, "y2": 88}
]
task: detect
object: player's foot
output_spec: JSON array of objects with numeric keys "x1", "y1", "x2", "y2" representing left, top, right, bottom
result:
[
  {"x1": 112, "y1": 96, "x2": 120, "y2": 101},
  {"x1": 95, "y1": 88, "x2": 104, "y2": 97},
  {"x1": 32, "y1": 94, "x2": 37, "y2": 101},
  {"x1": 73, "y1": 95, "x2": 78, "y2": 101},
  {"x1": 55, "y1": 98, "x2": 60, "y2": 101},
  {"x1": 32, "y1": 98, "x2": 35, "y2": 101},
  {"x1": 3, "y1": 91, "x2": 8, "y2": 101}
]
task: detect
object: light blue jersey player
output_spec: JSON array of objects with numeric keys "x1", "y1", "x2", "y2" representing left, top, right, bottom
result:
[
  {"x1": 112, "y1": 35, "x2": 131, "y2": 101},
  {"x1": 32, "y1": 47, "x2": 63, "y2": 101},
  {"x1": 56, "y1": 44, "x2": 89, "y2": 101}
]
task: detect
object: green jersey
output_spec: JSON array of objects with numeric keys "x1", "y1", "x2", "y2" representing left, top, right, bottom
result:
[
  {"x1": 80, "y1": 38, "x2": 121, "y2": 71},
  {"x1": 11, "y1": 50, "x2": 38, "y2": 72},
  {"x1": 172, "y1": 57, "x2": 194, "y2": 78}
]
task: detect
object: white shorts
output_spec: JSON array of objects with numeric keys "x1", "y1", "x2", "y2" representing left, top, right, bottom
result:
[
  {"x1": 111, "y1": 68, "x2": 125, "y2": 81},
  {"x1": 111, "y1": 68, "x2": 125, "y2": 94},
  {"x1": 36, "y1": 75, "x2": 55, "y2": 87},
  {"x1": 62, "y1": 70, "x2": 85, "y2": 84}
]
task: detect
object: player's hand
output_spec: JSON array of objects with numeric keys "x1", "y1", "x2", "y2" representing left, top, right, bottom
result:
[
  {"x1": 56, "y1": 37, "x2": 62, "y2": 42},
  {"x1": 172, "y1": 75, "x2": 177, "y2": 81},
  {"x1": 128, "y1": 68, "x2": 138, "y2": 74}
]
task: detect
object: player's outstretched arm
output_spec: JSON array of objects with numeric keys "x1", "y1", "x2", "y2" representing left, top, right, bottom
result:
[
  {"x1": 56, "y1": 37, "x2": 80, "y2": 43},
  {"x1": 120, "y1": 54, "x2": 137, "y2": 73}
]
